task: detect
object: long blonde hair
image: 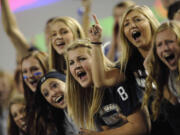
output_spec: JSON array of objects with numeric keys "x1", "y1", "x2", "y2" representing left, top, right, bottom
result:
[
  {"x1": 142, "y1": 21, "x2": 180, "y2": 120},
  {"x1": 49, "y1": 17, "x2": 85, "y2": 73},
  {"x1": 65, "y1": 39, "x2": 114, "y2": 129},
  {"x1": 119, "y1": 5, "x2": 160, "y2": 72}
]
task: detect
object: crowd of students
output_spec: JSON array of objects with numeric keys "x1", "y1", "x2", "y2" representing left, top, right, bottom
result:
[{"x1": 0, "y1": 0, "x2": 180, "y2": 135}]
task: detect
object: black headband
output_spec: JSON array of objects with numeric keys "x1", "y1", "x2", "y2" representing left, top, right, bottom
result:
[{"x1": 37, "y1": 71, "x2": 66, "y2": 90}]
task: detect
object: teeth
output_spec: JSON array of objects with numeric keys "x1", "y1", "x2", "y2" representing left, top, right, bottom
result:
[
  {"x1": 132, "y1": 31, "x2": 141, "y2": 40},
  {"x1": 77, "y1": 71, "x2": 83, "y2": 76},
  {"x1": 56, "y1": 40, "x2": 65, "y2": 46},
  {"x1": 29, "y1": 80, "x2": 37, "y2": 85},
  {"x1": 164, "y1": 53, "x2": 171, "y2": 57},
  {"x1": 55, "y1": 96, "x2": 63, "y2": 103}
]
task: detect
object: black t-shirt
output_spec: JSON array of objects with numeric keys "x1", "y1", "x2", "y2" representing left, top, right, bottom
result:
[
  {"x1": 161, "y1": 99, "x2": 180, "y2": 135},
  {"x1": 126, "y1": 48, "x2": 146, "y2": 91},
  {"x1": 116, "y1": 57, "x2": 146, "y2": 103},
  {"x1": 94, "y1": 79, "x2": 141, "y2": 130}
]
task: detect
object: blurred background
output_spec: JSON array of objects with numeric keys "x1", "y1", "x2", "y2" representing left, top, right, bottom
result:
[{"x1": 0, "y1": 0, "x2": 166, "y2": 71}]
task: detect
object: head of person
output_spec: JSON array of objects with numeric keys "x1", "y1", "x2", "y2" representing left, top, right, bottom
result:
[
  {"x1": 119, "y1": 5, "x2": 160, "y2": 71},
  {"x1": 113, "y1": 1, "x2": 135, "y2": 23},
  {"x1": 0, "y1": 70, "x2": 13, "y2": 106},
  {"x1": 161, "y1": 0, "x2": 176, "y2": 9},
  {"x1": 49, "y1": 16, "x2": 85, "y2": 73},
  {"x1": 143, "y1": 21, "x2": 180, "y2": 120},
  {"x1": 36, "y1": 71, "x2": 66, "y2": 109},
  {"x1": 168, "y1": 1, "x2": 180, "y2": 21},
  {"x1": 8, "y1": 95, "x2": 26, "y2": 135},
  {"x1": 21, "y1": 51, "x2": 48, "y2": 107},
  {"x1": 65, "y1": 39, "x2": 114, "y2": 129},
  {"x1": 28, "y1": 71, "x2": 66, "y2": 135}
]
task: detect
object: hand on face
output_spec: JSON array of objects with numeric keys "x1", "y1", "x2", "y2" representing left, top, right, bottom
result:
[{"x1": 88, "y1": 14, "x2": 102, "y2": 42}]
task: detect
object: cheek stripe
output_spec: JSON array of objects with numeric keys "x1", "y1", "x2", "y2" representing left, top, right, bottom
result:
[
  {"x1": 23, "y1": 75, "x2": 28, "y2": 80},
  {"x1": 33, "y1": 72, "x2": 42, "y2": 76}
]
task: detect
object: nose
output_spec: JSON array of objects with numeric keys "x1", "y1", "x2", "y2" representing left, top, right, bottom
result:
[
  {"x1": 56, "y1": 33, "x2": 63, "y2": 39},
  {"x1": 17, "y1": 114, "x2": 24, "y2": 122},
  {"x1": 162, "y1": 42, "x2": 170, "y2": 51},
  {"x1": 129, "y1": 21, "x2": 137, "y2": 29},
  {"x1": 74, "y1": 62, "x2": 82, "y2": 70},
  {"x1": 50, "y1": 91, "x2": 57, "y2": 101},
  {"x1": 26, "y1": 71, "x2": 34, "y2": 79}
]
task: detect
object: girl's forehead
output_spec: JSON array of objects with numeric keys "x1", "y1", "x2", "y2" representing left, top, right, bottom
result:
[
  {"x1": 68, "y1": 47, "x2": 89, "y2": 55},
  {"x1": 43, "y1": 78, "x2": 59, "y2": 85},
  {"x1": 125, "y1": 10, "x2": 144, "y2": 19}
]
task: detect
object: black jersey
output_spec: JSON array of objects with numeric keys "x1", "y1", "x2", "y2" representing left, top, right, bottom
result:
[
  {"x1": 94, "y1": 79, "x2": 141, "y2": 130},
  {"x1": 126, "y1": 48, "x2": 146, "y2": 91}
]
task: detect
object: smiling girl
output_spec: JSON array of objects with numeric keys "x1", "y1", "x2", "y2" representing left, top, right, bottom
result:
[
  {"x1": 30, "y1": 71, "x2": 78, "y2": 135},
  {"x1": 49, "y1": 17, "x2": 85, "y2": 74},
  {"x1": 8, "y1": 95, "x2": 27, "y2": 135},
  {"x1": 21, "y1": 51, "x2": 49, "y2": 134}
]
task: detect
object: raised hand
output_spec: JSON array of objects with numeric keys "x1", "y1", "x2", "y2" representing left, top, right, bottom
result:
[
  {"x1": 81, "y1": 0, "x2": 92, "y2": 8},
  {"x1": 88, "y1": 14, "x2": 102, "y2": 43}
]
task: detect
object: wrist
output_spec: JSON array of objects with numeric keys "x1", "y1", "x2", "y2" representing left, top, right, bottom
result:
[{"x1": 91, "y1": 41, "x2": 102, "y2": 45}]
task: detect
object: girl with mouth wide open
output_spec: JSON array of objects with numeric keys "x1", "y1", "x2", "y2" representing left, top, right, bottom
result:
[
  {"x1": 21, "y1": 51, "x2": 49, "y2": 134},
  {"x1": 143, "y1": 21, "x2": 180, "y2": 135},
  {"x1": 64, "y1": 14, "x2": 151, "y2": 133},
  {"x1": 119, "y1": 5, "x2": 160, "y2": 91},
  {"x1": 31, "y1": 71, "x2": 78, "y2": 135}
]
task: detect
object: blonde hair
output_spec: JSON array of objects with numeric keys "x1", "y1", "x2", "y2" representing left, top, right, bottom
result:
[
  {"x1": 119, "y1": 5, "x2": 160, "y2": 72},
  {"x1": 49, "y1": 17, "x2": 85, "y2": 73},
  {"x1": 21, "y1": 51, "x2": 49, "y2": 73},
  {"x1": 142, "y1": 21, "x2": 180, "y2": 120},
  {"x1": 65, "y1": 39, "x2": 114, "y2": 129}
]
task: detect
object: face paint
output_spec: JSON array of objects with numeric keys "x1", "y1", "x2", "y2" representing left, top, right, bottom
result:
[
  {"x1": 23, "y1": 75, "x2": 28, "y2": 80},
  {"x1": 33, "y1": 72, "x2": 42, "y2": 76},
  {"x1": 23, "y1": 72, "x2": 42, "y2": 80}
]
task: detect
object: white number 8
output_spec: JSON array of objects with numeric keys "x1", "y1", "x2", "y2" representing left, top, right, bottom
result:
[{"x1": 117, "y1": 86, "x2": 128, "y2": 101}]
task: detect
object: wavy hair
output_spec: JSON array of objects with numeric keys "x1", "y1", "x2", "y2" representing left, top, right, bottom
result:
[{"x1": 142, "y1": 21, "x2": 180, "y2": 120}]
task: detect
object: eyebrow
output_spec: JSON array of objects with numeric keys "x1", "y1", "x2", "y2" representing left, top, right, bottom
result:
[{"x1": 49, "y1": 81, "x2": 57, "y2": 87}]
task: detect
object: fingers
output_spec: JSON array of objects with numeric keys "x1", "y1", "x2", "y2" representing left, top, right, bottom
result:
[
  {"x1": 92, "y1": 14, "x2": 99, "y2": 25},
  {"x1": 90, "y1": 25, "x2": 100, "y2": 36}
]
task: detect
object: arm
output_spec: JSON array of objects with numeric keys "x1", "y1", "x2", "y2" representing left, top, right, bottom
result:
[
  {"x1": 81, "y1": 0, "x2": 91, "y2": 37},
  {"x1": 1, "y1": 0, "x2": 30, "y2": 59},
  {"x1": 89, "y1": 15, "x2": 125, "y2": 88},
  {"x1": 79, "y1": 106, "x2": 151, "y2": 135}
]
